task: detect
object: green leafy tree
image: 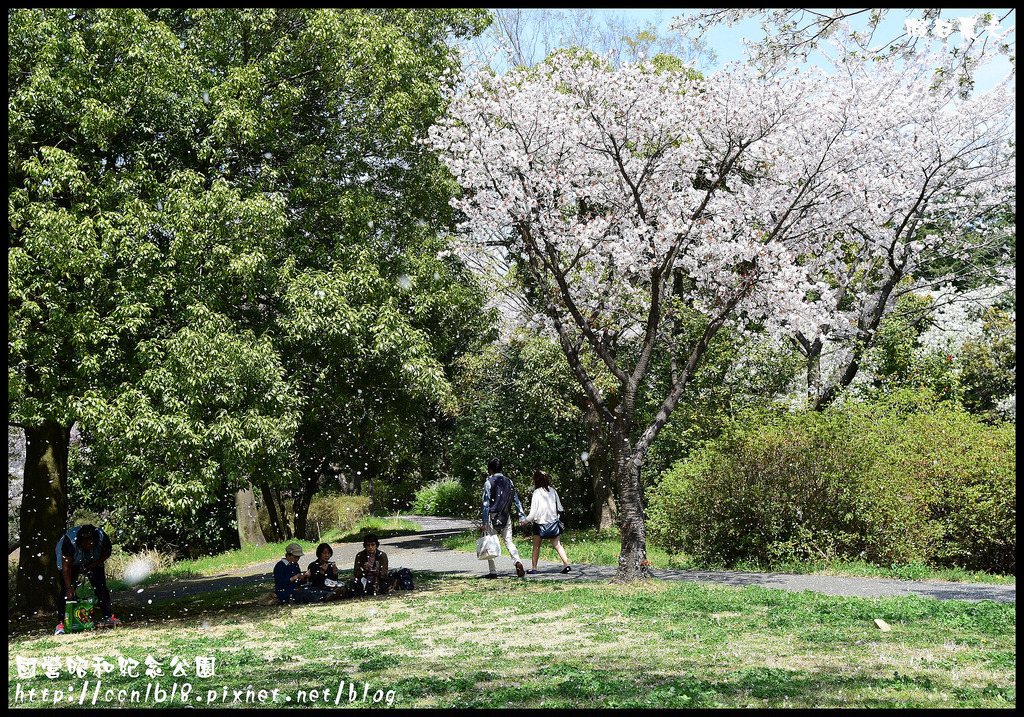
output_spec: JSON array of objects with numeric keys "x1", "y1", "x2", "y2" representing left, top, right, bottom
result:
[
  {"x1": 76, "y1": 308, "x2": 299, "y2": 553},
  {"x1": 174, "y1": 8, "x2": 495, "y2": 534},
  {"x1": 959, "y1": 308, "x2": 1016, "y2": 420},
  {"x1": 452, "y1": 331, "x2": 598, "y2": 526},
  {"x1": 8, "y1": 8, "x2": 491, "y2": 611},
  {"x1": 8, "y1": 8, "x2": 286, "y2": 611}
]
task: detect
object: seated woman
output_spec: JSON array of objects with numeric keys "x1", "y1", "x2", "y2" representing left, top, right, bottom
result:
[
  {"x1": 305, "y1": 543, "x2": 346, "y2": 601},
  {"x1": 352, "y1": 534, "x2": 389, "y2": 596}
]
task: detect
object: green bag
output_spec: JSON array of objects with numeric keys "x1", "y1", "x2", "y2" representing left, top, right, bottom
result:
[
  {"x1": 65, "y1": 598, "x2": 96, "y2": 632},
  {"x1": 66, "y1": 580, "x2": 97, "y2": 632}
]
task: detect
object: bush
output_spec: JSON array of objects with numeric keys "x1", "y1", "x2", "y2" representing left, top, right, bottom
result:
[
  {"x1": 303, "y1": 494, "x2": 370, "y2": 541},
  {"x1": 371, "y1": 475, "x2": 420, "y2": 515},
  {"x1": 105, "y1": 546, "x2": 177, "y2": 584},
  {"x1": 70, "y1": 496, "x2": 239, "y2": 560},
  {"x1": 648, "y1": 393, "x2": 1016, "y2": 573},
  {"x1": 648, "y1": 410, "x2": 871, "y2": 566},
  {"x1": 412, "y1": 478, "x2": 477, "y2": 518},
  {"x1": 866, "y1": 409, "x2": 1015, "y2": 573}
]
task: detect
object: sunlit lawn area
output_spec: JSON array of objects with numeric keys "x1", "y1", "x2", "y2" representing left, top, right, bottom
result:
[{"x1": 8, "y1": 572, "x2": 1015, "y2": 709}]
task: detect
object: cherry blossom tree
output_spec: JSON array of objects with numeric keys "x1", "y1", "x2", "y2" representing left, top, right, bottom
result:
[
  {"x1": 428, "y1": 52, "x2": 858, "y2": 580},
  {"x1": 780, "y1": 45, "x2": 1016, "y2": 410},
  {"x1": 671, "y1": 9, "x2": 1014, "y2": 92},
  {"x1": 429, "y1": 35, "x2": 1014, "y2": 580}
]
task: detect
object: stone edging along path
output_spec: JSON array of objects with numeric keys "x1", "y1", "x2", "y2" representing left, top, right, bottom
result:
[{"x1": 115, "y1": 515, "x2": 1015, "y2": 605}]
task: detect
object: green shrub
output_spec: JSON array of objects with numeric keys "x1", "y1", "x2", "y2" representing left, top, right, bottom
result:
[
  {"x1": 304, "y1": 494, "x2": 370, "y2": 541},
  {"x1": 866, "y1": 409, "x2": 1015, "y2": 573},
  {"x1": 105, "y1": 546, "x2": 177, "y2": 583},
  {"x1": 412, "y1": 478, "x2": 476, "y2": 518},
  {"x1": 649, "y1": 393, "x2": 1016, "y2": 573},
  {"x1": 649, "y1": 410, "x2": 871, "y2": 566},
  {"x1": 371, "y1": 475, "x2": 420, "y2": 515}
]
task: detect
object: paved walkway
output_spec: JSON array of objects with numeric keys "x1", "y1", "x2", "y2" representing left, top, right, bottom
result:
[{"x1": 116, "y1": 516, "x2": 1015, "y2": 605}]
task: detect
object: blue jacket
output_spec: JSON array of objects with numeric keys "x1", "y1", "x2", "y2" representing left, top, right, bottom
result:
[{"x1": 274, "y1": 558, "x2": 303, "y2": 603}]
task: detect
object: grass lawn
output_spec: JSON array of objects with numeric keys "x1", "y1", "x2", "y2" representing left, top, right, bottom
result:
[{"x1": 8, "y1": 571, "x2": 1015, "y2": 709}]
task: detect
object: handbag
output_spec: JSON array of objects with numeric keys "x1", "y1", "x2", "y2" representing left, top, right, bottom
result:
[{"x1": 476, "y1": 533, "x2": 501, "y2": 560}]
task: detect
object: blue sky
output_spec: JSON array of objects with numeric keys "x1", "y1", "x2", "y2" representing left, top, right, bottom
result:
[
  {"x1": 613, "y1": 8, "x2": 1014, "y2": 92},
  {"x1": 504, "y1": 9, "x2": 1014, "y2": 93}
]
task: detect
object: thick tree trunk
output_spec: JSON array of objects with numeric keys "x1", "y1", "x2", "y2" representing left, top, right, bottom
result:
[
  {"x1": 584, "y1": 403, "x2": 617, "y2": 530},
  {"x1": 612, "y1": 435, "x2": 649, "y2": 582},
  {"x1": 15, "y1": 420, "x2": 71, "y2": 614},
  {"x1": 234, "y1": 484, "x2": 266, "y2": 547}
]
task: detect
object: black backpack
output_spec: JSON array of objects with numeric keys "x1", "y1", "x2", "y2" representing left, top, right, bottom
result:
[
  {"x1": 489, "y1": 473, "x2": 514, "y2": 531},
  {"x1": 391, "y1": 567, "x2": 415, "y2": 591}
]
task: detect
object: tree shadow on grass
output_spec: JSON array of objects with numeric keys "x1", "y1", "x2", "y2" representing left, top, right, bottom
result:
[{"x1": 8, "y1": 572, "x2": 442, "y2": 640}]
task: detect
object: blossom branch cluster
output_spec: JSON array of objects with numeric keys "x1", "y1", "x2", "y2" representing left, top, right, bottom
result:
[{"x1": 426, "y1": 39, "x2": 1014, "y2": 422}]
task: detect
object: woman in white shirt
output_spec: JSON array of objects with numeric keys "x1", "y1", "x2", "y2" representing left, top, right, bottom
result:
[{"x1": 520, "y1": 470, "x2": 571, "y2": 574}]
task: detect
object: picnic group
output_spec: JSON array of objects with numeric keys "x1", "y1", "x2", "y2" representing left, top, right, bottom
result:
[{"x1": 51, "y1": 458, "x2": 570, "y2": 633}]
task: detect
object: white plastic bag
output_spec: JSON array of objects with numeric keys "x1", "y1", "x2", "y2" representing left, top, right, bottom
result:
[{"x1": 476, "y1": 533, "x2": 501, "y2": 560}]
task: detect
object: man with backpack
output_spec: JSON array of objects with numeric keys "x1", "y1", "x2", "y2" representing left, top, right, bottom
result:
[{"x1": 480, "y1": 457, "x2": 526, "y2": 579}]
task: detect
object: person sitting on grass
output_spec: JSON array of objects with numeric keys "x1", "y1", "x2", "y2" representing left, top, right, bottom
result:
[
  {"x1": 305, "y1": 542, "x2": 346, "y2": 601},
  {"x1": 55, "y1": 524, "x2": 119, "y2": 635},
  {"x1": 352, "y1": 534, "x2": 390, "y2": 596},
  {"x1": 274, "y1": 543, "x2": 318, "y2": 604}
]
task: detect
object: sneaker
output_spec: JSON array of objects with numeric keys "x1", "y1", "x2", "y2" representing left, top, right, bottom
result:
[
  {"x1": 481, "y1": 573, "x2": 498, "y2": 579},
  {"x1": 54, "y1": 622, "x2": 65, "y2": 635},
  {"x1": 97, "y1": 615, "x2": 121, "y2": 627},
  {"x1": 560, "y1": 565, "x2": 571, "y2": 574},
  {"x1": 515, "y1": 561, "x2": 525, "y2": 577}
]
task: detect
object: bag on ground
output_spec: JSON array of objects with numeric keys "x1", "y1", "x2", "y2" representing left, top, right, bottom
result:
[
  {"x1": 65, "y1": 598, "x2": 95, "y2": 632},
  {"x1": 390, "y1": 567, "x2": 416, "y2": 591},
  {"x1": 476, "y1": 533, "x2": 501, "y2": 560}
]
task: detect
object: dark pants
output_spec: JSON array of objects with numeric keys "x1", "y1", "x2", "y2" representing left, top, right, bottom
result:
[
  {"x1": 57, "y1": 564, "x2": 112, "y2": 620},
  {"x1": 349, "y1": 574, "x2": 390, "y2": 597}
]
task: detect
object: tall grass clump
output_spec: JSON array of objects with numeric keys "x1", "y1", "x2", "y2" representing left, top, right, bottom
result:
[
  {"x1": 648, "y1": 391, "x2": 1015, "y2": 574},
  {"x1": 412, "y1": 478, "x2": 476, "y2": 518}
]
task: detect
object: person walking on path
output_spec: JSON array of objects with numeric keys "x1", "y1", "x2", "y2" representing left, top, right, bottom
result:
[
  {"x1": 480, "y1": 457, "x2": 526, "y2": 578},
  {"x1": 520, "y1": 470, "x2": 571, "y2": 574}
]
